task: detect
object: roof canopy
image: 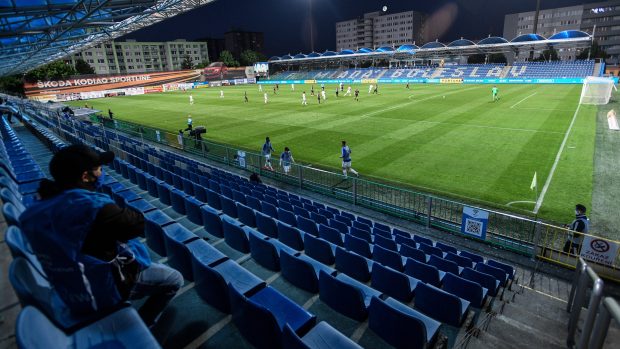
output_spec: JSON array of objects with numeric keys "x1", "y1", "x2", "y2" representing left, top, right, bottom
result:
[{"x1": 0, "y1": 0, "x2": 216, "y2": 77}]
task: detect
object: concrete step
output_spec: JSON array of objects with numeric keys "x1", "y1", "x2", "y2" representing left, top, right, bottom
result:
[
  {"x1": 486, "y1": 314, "x2": 566, "y2": 349},
  {"x1": 498, "y1": 302, "x2": 566, "y2": 338},
  {"x1": 509, "y1": 287, "x2": 570, "y2": 324},
  {"x1": 466, "y1": 330, "x2": 521, "y2": 349}
]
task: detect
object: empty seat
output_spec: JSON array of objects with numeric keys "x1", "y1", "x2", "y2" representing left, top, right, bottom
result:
[
  {"x1": 445, "y1": 252, "x2": 473, "y2": 269},
  {"x1": 475, "y1": 263, "x2": 508, "y2": 287},
  {"x1": 459, "y1": 250, "x2": 484, "y2": 264},
  {"x1": 2, "y1": 201, "x2": 22, "y2": 227},
  {"x1": 318, "y1": 224, "x2": 344, "y2": 247},
  {"x1": 256, "y1": 211, "x2": 279, "y2": 238},
  {"x1": 184, "y1": 197, "x2": 205, "y2": 225},
  {"x1": 246, "y1": 195, "x2": 262, "y2": 211},
  {"x1": 261, "y1": 201, "x2": 278, "y2": 218},
  {"x1": 201, "y1": 205, "x2": 224, "y2": 238},
  {"x1": 249, "y1": 231, "x2": 282, "y2": 271},
  {"x1": 392, "y1": 228, "x2": 410, "y2": 237},
  {"x1": 310, "y1": 212, "x2": 328, "y2": 226},
  {"x1": 318, "y1": 270, "x2": 380, "y2": 321},
  {"x1": 399, "y1": 243, "x2": 427, "y2": 263},
  {"x1": 328, "y1": 218, "x2": 349, "y2": 236},
  {"x1": 418, "y1": 243, "x2": 443, "y2": 258},
  {"x1": 435, "y1": 242, "x2": 458, "y2": 255},
  {"x1": 277, "y1": 208, "x2": 297, "y2": 227},
  {"x1": 428, "y1": 255, "x2": 460, "y2": 275},
  {"x1": 372, "y1": 227, "x2": 392, "y2": 238},
  {"x1": 344, "y1": 234, "x2": 372, "y2": 258},
  {"x1": 335, "y1": 247, "x2": 371, "y2": 282},
  {"x1": 487, "y1": 259, "x2": 516, "y2": 280},
  {"x1": 170, "y1": 189, "x2": 188, "y2": 214},
  {"x1": 280, "y1": 250, "x2": 335, "y2": 293},
  {"x1": 368, "y1": 296, "x2": 441, "y2": 349},
  {"x1": 223, "y1": 216, "x2": 251, "y2": 253},
  {"x1": 297, "y1": 216, "x2": 319, "y2": 236},
  {"x1": 414, "y1": 282, "x2": 470, "y2": 327},
  {"x1": 372, "y1": 245, "x2": 404, "y2": 271},
  {"x1": 143, "y1": 210, "x2": 174, "y2": 257},
  {"x1": 277, "y1": 222, "x2": 304, "y2": 251},
  {"x1": 220, "y1": 196, "x2": 238, "y2": 218},
  {"x1": 371, "y1": 263, "x2": 418, "y2": 303},
  {"x1": 162, "y1": 223, "x2": 199, "y2": 280},
  {"x1": 442, "y1": 272, "x2": 488, "y2": 308},
  {"x1": 373, "y1": 234, "x2": 398, "y2": 251},
  {"x1": 374, "y1": 222, "x2": 391, "y2": 232},
  {"x1": 404, "y1": 257, "x2": 444, "y2": 288},
  {"x1": 350, "y1": 227, "x2": 371, "y2": 243},
  {"x1": 206, "y1": 189, "x2": 222, "y2": 210},
  {"x1": 236, "y1": 203, "x2": 256, "y2": 227},
  {"x1": 461, "y1": 267, "x2": 500, "y2": 297},
  {"x1": 293, "y1": 206, "x2": 310, "y2": 219},
  {"x1": 413, "y1": 235, "x2": 433, "y2": 247},
  {"x1": 352, "y1": 220, "x2": 371, "y2": 233},
  {"x1": 16, "y1": 306, "x2": 161, "y2": 349},
  {"x1": 394, "y1": 234, "x2": 416, "y2": 249},
  {"x1": 282, "y1": 321, "x2": 363, "y2": 349},
  {"x1": 304, "y1": 234, "x2": 335, "y2": 265}
]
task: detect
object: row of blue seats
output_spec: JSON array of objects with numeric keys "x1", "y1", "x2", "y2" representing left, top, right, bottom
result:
[{"x1": 0, "y1": 116, "x2": 165, "y2": 349}]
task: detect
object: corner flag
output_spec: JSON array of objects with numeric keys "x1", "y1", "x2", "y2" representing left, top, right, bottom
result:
[{"x1": 530, "y1": 172, "x2": 537, "y2": 190}]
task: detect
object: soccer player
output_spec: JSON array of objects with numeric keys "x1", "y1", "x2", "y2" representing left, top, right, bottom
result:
[
  {"x1": 321, "y1": 83, "x2": 325, "y2": 91},
  {"x1": 280, "y1": 147, "x2": 295, "y2": 174},
  {"x1": 492, "y1": 85, "x2": 499, "y2": 101},
  {"x1": 189, "y1": 94, "x2": 194, "y2": 105},
  {"x1": 317, "y1": 93, "x2": 321, "y2": 104},
  {"x1": 373, "y1": 84, "x2": 378, "y2": 94},
  {"x1": 368, "y1": 84, "x2": 373, "y2": 94},
  {"x1": 339, "y1": 82, "x2": 344, "y2": 92},
  {"x1": 345, "y1": 86, "x2": 352, "y2": 96},
  {"x1": 406, "y1": 82, "x2": 410, "y2": 90},
  {"x1": 321, "y1": 89, "x2": 326, "y2": 102},
  {"x1": 310, "y1": 85, "x2": 315, "y2": 96},
  {"x1": 262, "y1": 137, "x2": 275, "y2": 170},
  {"x1": 220, "y1": 90, "x2": 224, "y2": 98},
  {"x1": 244, "y1": 91, "x2": 248, "y2": 103},
  {"x1": 335, "y1": 88, "x2": 339, "y2": 98},
  {"x1": 354, "y1": 88, "x2": 360, "y2": 101},
  {"x1": 291, "y1": 83, "x2": 295, "y2": 91},
  {"x1": 340, "y1": 140, "x2": 359, "y2": 177},
  {"x1": 273, "y1": 86, "x2": 277, "y2": 95},
  {"x1": 264, "y1": 92, "x2": 268, "y2": 104},
  {"x1": 302, "y1": 92, "x2": 307, "y2": 105},
  {"x1": 259, "y1": 84, "x2": 263, "y2": 92}
]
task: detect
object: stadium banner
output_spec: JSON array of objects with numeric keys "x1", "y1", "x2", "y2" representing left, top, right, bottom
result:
[
  {"x1": 460, "y1": 206, "x2": 489, "y2": 240},
  {"x1": 144, "y1": 86, "x2": 163, "y2": 94},
  {"x1": 361, "y1": 79, "x2": 378, "y2": 84},
  {"x1": 440, "y1": 78, "x2": 464, "y2": 84},
  {"x1": 580, "y1": 236, "x2": 619, "y2": 267},
  {"x1": 25, "y1": 70, "x2": 202, "y2": 99},
  {"x1": 209, "y1": 81, "x2": 222, "y2": 87},
  {"x1": 305, "y1": 80, "x2": 317, "y2": 84}
]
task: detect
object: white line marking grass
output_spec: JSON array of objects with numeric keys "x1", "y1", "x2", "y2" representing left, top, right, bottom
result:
[
  {"x1": 533, "y1": 103, "x2": 582, "y2": 214},
  {"x1": 510, "y1": 92, "x2": 537, "y2": 109}
]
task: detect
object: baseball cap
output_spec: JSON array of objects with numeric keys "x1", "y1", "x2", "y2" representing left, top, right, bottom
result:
[
  {"x1": 49, "y1": 144, "x2": 114, "y2": 185},
  {"x1": 575, "y1": 204, "x2": 586, "y2": 213}
]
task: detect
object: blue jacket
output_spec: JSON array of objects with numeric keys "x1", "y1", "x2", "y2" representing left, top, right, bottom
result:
[{"x1": 20, "y1": 189, "x2": 150, "y2": 315}]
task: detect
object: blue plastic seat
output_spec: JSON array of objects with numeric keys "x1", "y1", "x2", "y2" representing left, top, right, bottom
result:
[
  {"x1": 487, "y1": 259, "x2": 516, "y2": 280},
  {"x1": 475, "y1": 263, "x2": 508, "y2": 287},
  {"x1": 372, "y1": 227, "x2": 392, "y2": 238},
  {"x1": 249, "y1": 230, "x2": 283, "y2": 271},
  {"x1": 220, "y1": 195, "x2": 238, "y2": 218},
  {"x1": 246, "y1": 195, "x2": 262, "y2": 211},
  {"x1": 445, "y1": 252, "x2": 474, "y2": 269},
  {"x1": 297, "y1": 216, "x2": 319, "y2": 236},
  {"x1": 126, "y1": 199, "x2": 157, "y2": 215},
  {"x1": 256, "y1": 211, "x2": 279, "y2": 238},
  {"x1": 368, "y1": 296, "x2": 441, "y2": 349},
  {"x1": 263, "y1": 194, "x2": 278, "y2": 206},
  {"x1": 392, "y1": 228, "x2": 410, "y2": 238},
  {"x1": 374, "y1": 222, "x2": 391, "y2": 232},
  {"x1": 182, "y1": 196, "x2": 204, "y2": 225},
  {"x1": 394, "y1": 233, "x2": 416, "y2": 249},
  {"x1": 2, "y1": 201, "x2": 22, "y2": 227},
  {"x1": 232, "y1": 189, "x2": 247, "y2": 205},
  {"x1": 352, "y1": 220, "x2": 371, "y2": 233},
  {"x1": 418, "y1": 242, "x2": 444, "y2": 258},
  {"x1": 435, "y1": 242, "x2": 458, "y2": 255},
  {"x1": 278, "y1": 200, "x2": 293, "y2": 212},
  {"x1": 344, "y1": 234, "x2": 372, "y2": 258},
  {"x1": 414, "y1": 282, "x2": 470, "y2": 327},
  {"x1": 327, "y1": 218, "x2": 349, "y2": 236},
  {"x1": 193, "y1": 257, "x2": 264, "y2": 313},
  {"x1": 404, "y1": 257, "x2": 444, "y2": 288},
  {"x1": 281, "y1": 250, "x2": 336, "y2": 293},
  {"x1": 372, "y1": 245, "x2": 404, "y2": 271},
  {"x1": 201, "y1": 205, "x2": 224, "y2": 237},
  {"x1": 16, "y1": 306, "x2": 161, "y2": 349},
  {"x1": 162, "y1": 223, "x2": 199, "y2": 280},
  {"x1": 371, "y1": 262, "x2": 418, "y2": 302},
  {"x1": 318, "y1": 224, "x2": 344, "y2": 247},
  {"x1": 310, "y1": 212, "x2": 328, "y2": 226},
  {"x1": 304, "y1": 234, "x2": 336, "y2": 265},
  {"x1": 146, "y1": 176, "x2": 162, "y2": 197},
  {"x1": 335, "y1": 247, "x2": 372, "y2": 282},
  {"x1": 293, "y1": 205, "x2": 310, "y2": 219},
  {"x1": 236, "y1": 202, "x2": 256, "y2": 227},
  {"x1": 413, "y1": 235, "x2": 433, "y2": 247},
  {"x1": 356, "y1": 216, "x2": 373, "y2": 227},
  {"x1": 318, "y1": 208, "x2": 334, "y2": 220},
  {"x1": 399, "y1": 244, "x2": 427, "y2": 263},
  {"x1": 261, "y1": 200, "x2": 278, "y2": 218},
  {"x1": 461, "y1": 267, "x2": 500, "y2": 297},
  {"x1": 333, "y1": 214, "x2": 352, "y2": 226},
  {"x1": 229, "y1": 285, "x2": 316, "y2": 349},
  {"x1": 282, "y1": 321, "x2": 363, "y2": 349},
  {"x1": 277, "y1": 208, "x2": 297, "y2": 227},
  {"x1": 193, "y1": 183, "x2": 208, "y2": 202},
  {"x1": 181, "y1": 178, "x2": 194, "y2": 196},
  {"x1": 156, "y1": 182, "x2": 173, "y2": 205},
  {"x1": 442, "y1": 272, "x2": 488, "y2": 308},
  {"x1": 144, "y1": 210, "x2": 175, "y2": 256},
  {"x1": 223, "y1": 216, "x2": 251, "y2": 253},
  {"x1": 277, "y1": 222, "x2": 304, "y2": 251},
  {"x1": 459, "y1": 250, "x2": 484, "y2": 264},
  {"x1": 318, "y1": 270, "x2": 380, "y2": 321},
  {"x1": 428, "y1": 255, "x2": 460, "y2": 275},
  {"x1": 207, "y1": 189, "x2": 222, "y2": 210},
  {"x1": 350, "y1": 227, "x2": 371, "y2": 243},
  {"x1": 373, "y1": 234, "x2": 398, "y2": 251},
  {"x1": 112, "y1": 188, "x2": 140, "y2": 208}
]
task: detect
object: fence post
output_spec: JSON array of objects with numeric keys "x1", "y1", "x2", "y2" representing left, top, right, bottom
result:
[
  {"x1": 531, "y1": 220, "x2": 542, "y2": 261},
  {"x1": 426, "y1": 196, "x2": 433, "y2": 228},
  {"x1": 353, "y1": 178, "x2": 358, "y2": 205},
  {"x1": 298, "y1": 165, "x2": 303, "y2": 189},
  {"x1": 225, "y1": 147, "x2": 230, "y2": 166},
  {"x1": 578, "y1": 275, "x2": 604, "y2": 349},
  {"x1": 568, "y1": 258, "x2": 586, "y2": 312},
  {"x1": 588, "y1": 298, "x2": 614, "y2": 349},
  {"x1": 567, "y1": 265, "x2": 591, "y2": 347}
]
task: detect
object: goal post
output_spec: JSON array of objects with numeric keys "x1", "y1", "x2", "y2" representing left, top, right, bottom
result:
[{"x1": 580, "y1": 76, "x2": 616, "y2": 105}]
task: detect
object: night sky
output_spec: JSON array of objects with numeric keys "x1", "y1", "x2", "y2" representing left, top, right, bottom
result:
[{"x1": 123, "y1": 0, "x2": 601, "y2": 56}]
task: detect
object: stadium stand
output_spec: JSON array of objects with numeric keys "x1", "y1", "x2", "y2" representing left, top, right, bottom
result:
[{"x1": 2, "y1": 98, "x2": 619, "y2": 349}]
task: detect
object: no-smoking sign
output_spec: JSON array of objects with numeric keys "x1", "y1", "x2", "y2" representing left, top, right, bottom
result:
[
  {"x1": 590, "y1": 239, "x2": 610, "y2": 253},
  {"x1": 581, "y1": 236, "x2": 618, "y2": 266}
]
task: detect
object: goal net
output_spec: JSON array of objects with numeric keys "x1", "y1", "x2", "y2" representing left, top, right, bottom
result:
[{"x1": 580, "y1": 76, "x2": 616, "y2": 105}]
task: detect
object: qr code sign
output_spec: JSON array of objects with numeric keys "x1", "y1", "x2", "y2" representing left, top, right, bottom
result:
[{"x1": 465, "y1": 218, "x2": 483, "y2": 236}]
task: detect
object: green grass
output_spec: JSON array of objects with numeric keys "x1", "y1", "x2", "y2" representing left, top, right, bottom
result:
[{"x1": 69, "y1": 83, "x2": 597, "y2": 224}]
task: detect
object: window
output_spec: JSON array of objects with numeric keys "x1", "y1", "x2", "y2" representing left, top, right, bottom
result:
[{"x1": 97, "y1": 59, "x2": 105, "y2": 63}]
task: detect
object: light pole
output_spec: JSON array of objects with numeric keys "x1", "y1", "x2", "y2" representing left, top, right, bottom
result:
[{"x1": 309, "y1": 0, "x2": 314, "y2": 52}]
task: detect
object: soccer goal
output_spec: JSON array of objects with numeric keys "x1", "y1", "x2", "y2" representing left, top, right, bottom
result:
[{"x1": 580, "y1": 76, "x2": 617, "y2": 105}]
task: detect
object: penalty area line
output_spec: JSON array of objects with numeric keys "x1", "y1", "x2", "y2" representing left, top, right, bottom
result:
[
  {"x1": 510, "y1": 92, "x2": 537, "y2": 109},
  {"x1": 533, "y1": 103, "x2": 582, "y2": 214}
]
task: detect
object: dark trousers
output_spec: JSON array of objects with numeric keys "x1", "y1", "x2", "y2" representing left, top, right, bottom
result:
[{"x1": 563, "y1": 241, "x2": 581, "y2": 255}]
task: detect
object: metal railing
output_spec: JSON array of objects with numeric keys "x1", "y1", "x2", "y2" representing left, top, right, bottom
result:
[
  {"x1": 7, "y1": 94, "x2": 620, "y2": 284},
  {"x1": 588, "y1": 297, "x2": 620, "y2": 349}
]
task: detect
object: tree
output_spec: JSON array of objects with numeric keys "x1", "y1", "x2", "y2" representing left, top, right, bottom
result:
[
  {"x1": 24, "y1": 60, "x2": 76, "y2": 82},
  {"x1": 194, "y1": 60, "x2": 211, "y2": 69},
  {"x1": 218, "y1": 50, "x2": 239, "y2": 67},
  {"x1": 577, "y1": 41, "x2": 609, "y2": 60},
  {"x1": 239, "y1": 50, "x2": 266, "y2": 66},
  {"x1": 0, "y1": 75, "x2": 25, "y2": 96},
  {"x1": 181, "y1": 55, "x2": 194, "y2": 69},
  {"x1": 74, "y1": 58, "x2": 95, "y2": 75}
]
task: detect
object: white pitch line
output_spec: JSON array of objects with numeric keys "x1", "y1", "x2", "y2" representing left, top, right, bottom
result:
[
  {"x1": 533, "y1": 103, "x2": 581, "y2": 214},
  {"x1": 510, "y1": 92, "x2": 537, "y2": 109},
  {"x1": 506, "y1": 200, "x2": 536, "y2": 207}
]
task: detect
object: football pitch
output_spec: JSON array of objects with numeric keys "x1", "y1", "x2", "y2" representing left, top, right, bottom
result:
[{"x1": 69, "y1": 83, "x2": 597, "y2": 223}]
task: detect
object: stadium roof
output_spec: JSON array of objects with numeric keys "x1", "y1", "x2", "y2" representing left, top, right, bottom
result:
[
  {"x1": 0, "y1": 0, "x2": 216, "y2": 77},
  {"x1": 271, "y1": 30, "x2": 593, "y2": 64}
]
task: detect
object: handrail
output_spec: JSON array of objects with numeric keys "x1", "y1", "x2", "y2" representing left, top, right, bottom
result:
[{"x1": 588, "y1": 297, "x2": 620, "y2": 349}]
